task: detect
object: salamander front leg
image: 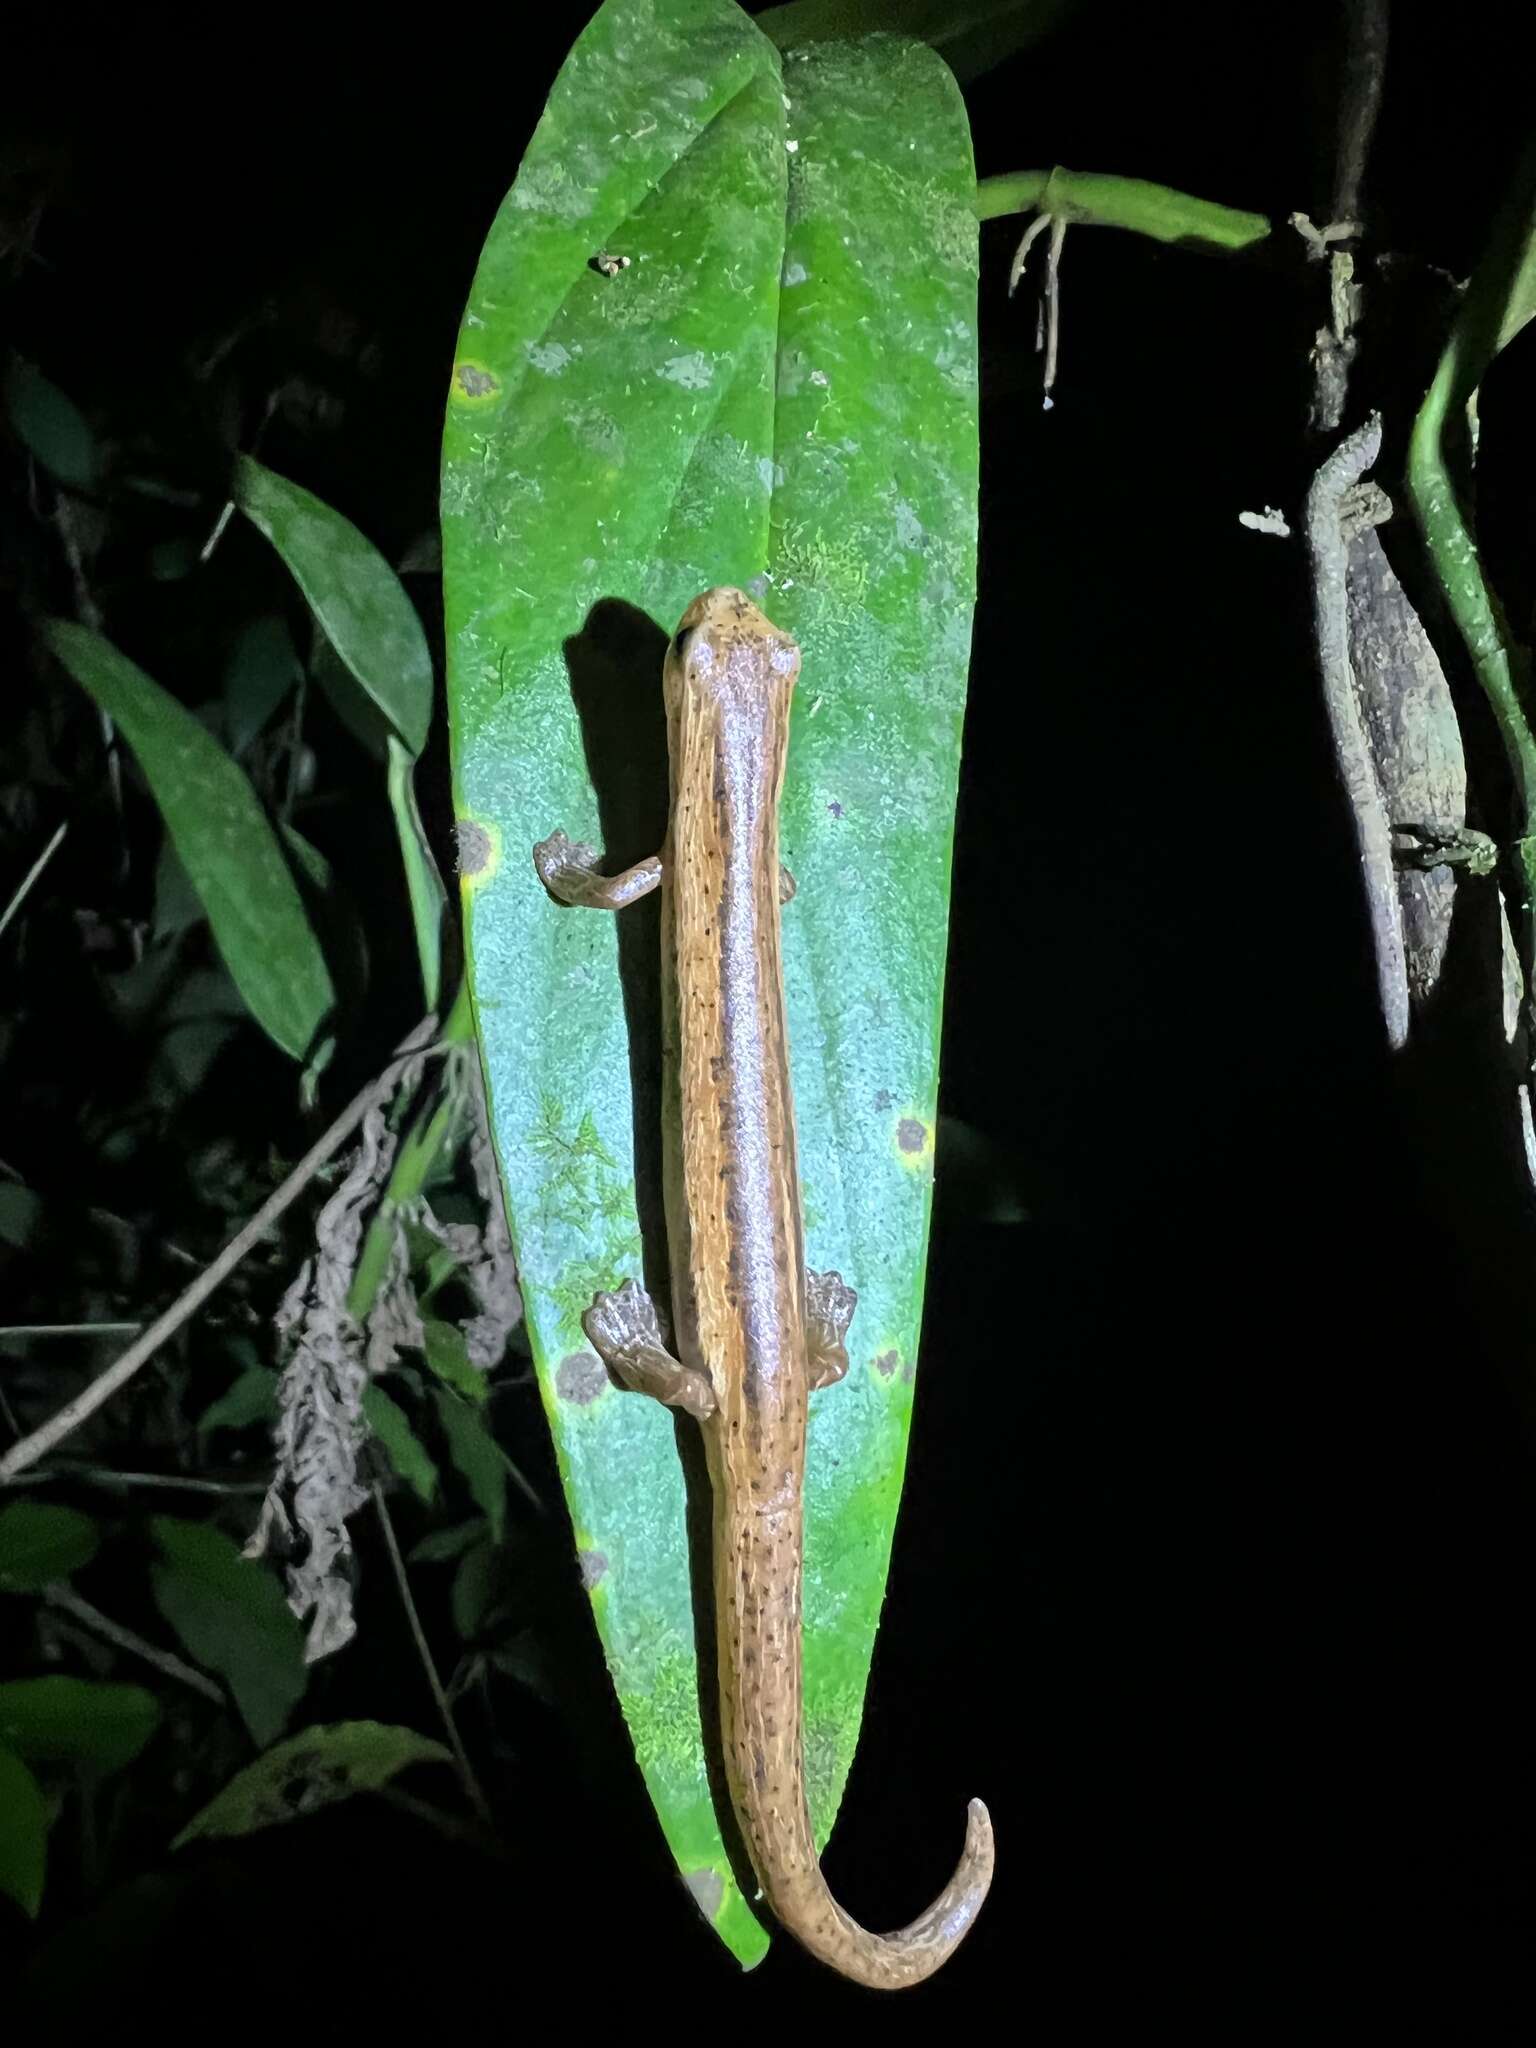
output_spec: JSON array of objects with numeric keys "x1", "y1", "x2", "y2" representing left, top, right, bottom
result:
[
  {"x1": 584, "y1": 1278, "x2": 716, "y2": 1421},
  {"x1": 533, "y1": 829, "x2": 663, "y2": 910},
  {"x1": 805, "y1": 1268, "x2": 857, "y2": 1390}
]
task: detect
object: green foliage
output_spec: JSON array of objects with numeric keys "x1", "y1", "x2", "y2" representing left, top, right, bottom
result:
[
  {"x1": 43, "y1": 621, "x2": 336, "y2": 1065},
  {"x1": 0, "y1": 1746, "x2": 49, "y2": 1919},
  {"x1": 149, "y1": 1518, "x2": 307, "y2": 1748},
  {"x1": 0, "y1": 1677, "x2": 161, "y2": 1772},
  {"x1": 362, "y1": 1382, "x2": 440, "y2": 1503},
  {"x1": 0, "y1": 1504, "x2": 100, "y2": 1592},
  {"x1": 172, "y1": 1721, "x2": 453, "y2": 1847}
]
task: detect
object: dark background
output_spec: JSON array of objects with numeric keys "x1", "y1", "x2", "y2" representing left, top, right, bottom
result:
[{"x1": 6, "y1": 2, "x2": 1536, "y2": 2036}]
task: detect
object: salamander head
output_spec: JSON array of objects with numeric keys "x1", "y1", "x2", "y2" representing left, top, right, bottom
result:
[{"x1": 666, "y1": 586, "x2": 801, "y2": 713}]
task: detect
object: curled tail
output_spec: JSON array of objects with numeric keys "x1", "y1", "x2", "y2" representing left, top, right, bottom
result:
[
  {"x1": 755, "y1": 1791, "x2": 995, "y2": 1990},
  {"x1": 717, "y1": 1492, "x2": 994, "y2": 1988}
]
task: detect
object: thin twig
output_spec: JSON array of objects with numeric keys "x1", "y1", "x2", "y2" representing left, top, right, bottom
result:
[
  {"x1": 1, "y1": 1322, "x2": 142, "y2": 1340},
  {"x1": 0, "y1": 820, "x2": 68, "y2": 944},
  {"x1": 0, "y1": 1025, "x2": 450, "y2": 1482},
  {"x1": 372, "y1": 1484, "x2": 491, "y2": 1826},
  {"x1": 3, "y1": 1462, "x2": 268, "y2": 1496},
  {"x1": 44, "y1": 1584, "x2": 226, "y2": 1704}
]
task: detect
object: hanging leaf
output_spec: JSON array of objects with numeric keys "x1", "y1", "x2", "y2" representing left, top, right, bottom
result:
[
  {"x1": 44, "y1": 622, "x2": 335, "y2": 1064},
  {"x1": 361, "y1": 1383, "x2": 439, "y2": 1503},
  {"x1": 4, "y1": 358, "x2": 99, "y2": 489},
  {"x1": 0, "y1": 1746, "x2": 49, "y2": 1918},
  {"x1": 0, "y1": 1677, "x2": 160, "y2": 1772},
  {"x1": 149, "y1": 1518, "x2": 307, "y2": 1747},
  {"x1": 443, "y1": 0, "x2": 979, "y2": 1967},
  {"x1": 0, "y1": 1502, "x2": 100, "y2": 1592}
]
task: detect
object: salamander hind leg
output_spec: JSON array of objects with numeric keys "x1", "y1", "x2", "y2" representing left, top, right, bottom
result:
[
  {"x1": 584, "y1": 1278, "x2": 715, "y2": 1420},
  {"x1": 805, "y1": 1268, "x2": 857, "y2": 1390}
]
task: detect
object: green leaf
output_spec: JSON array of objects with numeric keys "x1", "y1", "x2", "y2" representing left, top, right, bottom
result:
[
  {"x1": 0, "y1": 1745, "x2": 49, "y2": 1918},
  {"x1": 361, "y1": 1383, "x2": 439, "y2": 1503},
  {"x1": 3, "y1": 358, "x2": 99, "y2": 489},
  {"x1": 0, "y1": 1502, "x2": 100, "y2": 1591},
  {"x1": 196, "y1": 1366, "x2": 280, "y2": 1438},
  {"x1": 234, "y1": 455, "x2": 433, "y2": 760},
  {"x1": 420, "y1": 1320, "x2": 488, "y2": 1403},
  {"x1": 234, "y1": 457, "x2": 443, "y2": 1009},
  {"x1": 442, "y1": 0, "x2": 978, "y2": 1967},
  {"x1": 407, "y1": 1518, "x2": 486, "y2": 1566},
  {"x1": 432, "y1": 1392, "x2": 510, "y2": 1546},
  {"x1": 0, "y1": 1182, "x2": 43, "y2": 1249},
  {"x1": 0, "y1": 1677, "x2": 160, "y2": 1771},
  {"x1": 224, "y1": 615, "x2": 303, "y2": 755},
  {"x1": 149, "y1": 1517, "x2": 307, "y2": 1747},
  {"x1": 43, "y1": 621, "x2": 335, "y2": 1063},
  {"x1": 449, "y1": 1540, "x2": 500, "y2": 1641},
  {"x1": 975, "y1": 166, "x2": 1270, "y2": 252},
  {"x1": 759, "y1": 0, "x2": 1081, "y2": 82},
  {"x1": 171, "y1": 1720, "x2": 453, "y2": 1847}
]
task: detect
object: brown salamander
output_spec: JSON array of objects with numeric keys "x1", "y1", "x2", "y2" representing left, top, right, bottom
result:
[{"x1": 533, "y1": 585, "x2": 992, "y2": 1988}]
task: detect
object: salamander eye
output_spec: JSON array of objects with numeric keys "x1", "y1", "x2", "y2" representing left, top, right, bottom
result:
[{"x1": 673, "y1": 624, "x2": 694, "y2": 657}]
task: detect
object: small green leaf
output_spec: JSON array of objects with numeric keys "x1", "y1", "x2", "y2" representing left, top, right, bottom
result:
[
  {"x1": 3, "y1": 358, "x2": 99, "y2": 489},
  {"x1": 0, "y1": 1677, "x2": 160, "y2": 1771},
  {"x1": 0, "y1": 1502, "x2": 100, "y2": 1592},
  {"x1": 234, "y1": 455, "x2": 433, "y2": 759},
  {"x1": 44, "y1": 621, "x2": 335, "y2": 1063},
  {"x1": 150, "y1": 1517, "x2": 307, "y2": 1747},
  {"x1": 420, "y1": 1321, "x2": 487, "y2": 1404},
  {"x1": 362, "y1": 1384, "x2": 439, "y2": 1504},
  {"x1": 0, "y1": 1182, "x2": 43, "y2": 1249},
  {"x1": 196, "y1": 1367, "x2": 280, "y2": 1438},
  {"x1": 0, "y1": 1745, "x2": 49, "y2": 1918},
  {"x1": 407, "y1": 1519, "x2": 486, "y2": 1566},
  {"x1": 433, "y1": 1392, "x2": 508, "y2": 1544},
  {"x1": 223, "y1": 615, "x2": 302, "y2": 755},
  {"x1": 450, "y1": 1540, "x2": 500, "y2": 1641},
  {"x1": 152, "y1": 835, "x2": 207, "y2": 939},
  {"x1": 171, "y1": 1720, "x2": 453, "y2": 1848}
]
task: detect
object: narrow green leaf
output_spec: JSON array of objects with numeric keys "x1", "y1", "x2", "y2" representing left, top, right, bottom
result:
[
  {"x1": 149, "y1": 1517, "x2": 307, "y2": 1747},
  {"x1": 171, "y1": 1721, "x2": 452, "y2": 1847},
  {"x1": 420, "y1": 1320, "x2": 488, "y2": 1404},
  {"x1": 386, "y1": 733, "x2": 445, "y2": 1012},
  {"x1": 976, "y1": 166, "x2": 1270, "y2": 251},
  {"x1": 450, "y1": 1540, "x2": 500, "y2": 1641},
  {"x1": 0, "y1": 1677, "x2": 160, "y2": 1771},
  {"x1": 44, "y1": 621, "x2": 335, "y2": 1063},
  {"x1": 362, "y1": 1383, "x2": 439, "y2": 1503},
  {"x1": 4, "y1": 359, "x2": 99, "y2": 489},
  {"x1": 234, "y1": 455, "x2": 434, "y2": 760},
  {"x1": 407, "y1": 1519, "x2": 486, "y2": 1566},
  {"x1": 0, "y1": 1745, "x2": 49, "y2": 1918},
  {"x1": 223, "y1": 615, "x2": 303, "y2": 755},
  {"x1": 196, "y1": 1367, "x2": 280, "y2": 1438},
  {"x1": 432, "y1": 1392, "x2": 507, "y2": 1544},
  {"x1": 0, "y1": 1502, "x2": 100, "y2": 1591}
]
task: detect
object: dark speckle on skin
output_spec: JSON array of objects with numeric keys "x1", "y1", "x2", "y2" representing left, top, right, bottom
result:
[
  {"x1": 578, "y1": 1547, "x2": 609, "y2": 1590},
  {"x1": 872, "y1": 1090, "x2": 895, "y2": 1112},
  {"x1": 827, "y1": 800, "x2": 844, "y2": 818},
  {"x1": 455, "y1": 819, "x2": 493, "y2": 875},
  {"x1": 897, "y1": 1117, "x2": 926, "y2": 1154},
  {"x1": 557, "y1": 1351, "x2": 609, "y2": 1405},
  {"x1": 873, "y1": 1350, "x2": 900, "y2": 1379}
]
